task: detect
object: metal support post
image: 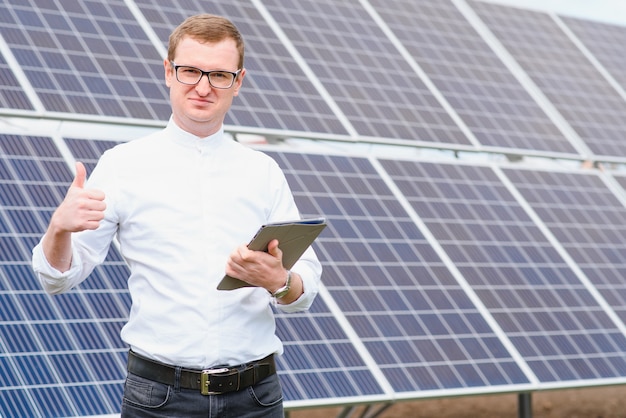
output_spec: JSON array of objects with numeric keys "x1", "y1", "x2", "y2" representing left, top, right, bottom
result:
[{"x1": 518, "y1": 392, "x2": 532, "y2": 418}]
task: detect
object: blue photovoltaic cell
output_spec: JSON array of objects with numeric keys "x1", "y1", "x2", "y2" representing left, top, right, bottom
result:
[
  {"x1": 0, "y1": 53, "x2": 34, "y2": 110},
  {"x1": 0, "y1": 135, "x2": 130, "y2": 417},
  {"x1": 134, "y1": 0, "x2": 348, "y2": 135},
  {"x1": 562, "y1": 17, "x2": 626, "y2": 94},
  {"x1": 369, "y1": 0, "x2": 577, "y2": 155},
  {"x1": 268, "y1": 151, "x2": 528, "y2": 393},
  {"x1": 505, "y1": 168, "x2": 626, "y2": 325},
  {"x1": 0, "y1": 0, "x2": 169, "y2": 120},
  {"x1": 379, "y1": 158, "x2": 626, "y2": 383},
  {"x1": 261, "y1": 0, "x2": 470, "y2": 145},
  {"x1": 469, "y1": 0, "x2": 626, "y2": 158}
]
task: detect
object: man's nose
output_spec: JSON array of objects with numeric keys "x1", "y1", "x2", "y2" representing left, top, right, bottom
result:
[{"x1": 195, "y1": 74, "x2": 212, "y2": 94}]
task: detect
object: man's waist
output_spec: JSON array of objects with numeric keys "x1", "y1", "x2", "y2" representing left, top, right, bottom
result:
[{"x1": 127, "y1": 350, "x2": 277, "y2": 395}]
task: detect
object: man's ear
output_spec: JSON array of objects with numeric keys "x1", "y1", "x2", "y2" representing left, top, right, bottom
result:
[
  {"x1": 233, "y1": 68, "x2": 246, "y2": 96},
  {"x1": 164, "y1": 59, "x2": 173, "y2": 88}
]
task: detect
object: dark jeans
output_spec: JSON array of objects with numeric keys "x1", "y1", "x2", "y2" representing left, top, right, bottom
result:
[{"x1": 120, "y1": 370, "x2": 284, "y2": 417}]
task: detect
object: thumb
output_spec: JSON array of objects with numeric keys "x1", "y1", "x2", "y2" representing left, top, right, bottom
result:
[
  {"x1": 267, "y1": 239, "x2": 282, "y2": 259},
  {"x1": 71, "y1": 161, "x2": 87, "y2": 189}
]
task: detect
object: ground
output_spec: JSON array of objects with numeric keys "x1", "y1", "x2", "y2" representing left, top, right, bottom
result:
[{"x1": 289, "y1": 385, "x2": 626, "y2": 417}]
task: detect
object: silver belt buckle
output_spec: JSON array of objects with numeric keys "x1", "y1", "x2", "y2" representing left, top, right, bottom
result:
[{"x1": 200, "y1": 367, "x2": 229, "y2": 395}]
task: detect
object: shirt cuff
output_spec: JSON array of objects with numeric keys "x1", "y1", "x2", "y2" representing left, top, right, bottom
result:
[
  {"x1": 275, "y1": 263, "x2": 319, "y2": 313},
  {"x1": 32, "y1": 243, "x2": 82, "y2": 294}
]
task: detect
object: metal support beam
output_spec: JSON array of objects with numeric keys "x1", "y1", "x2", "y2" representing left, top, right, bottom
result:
[{"x1": 337, "y1": 406, "x2": 357, "y2": 418}]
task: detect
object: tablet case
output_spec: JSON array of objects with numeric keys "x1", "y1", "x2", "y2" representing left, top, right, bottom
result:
[{"x1": 217, "y1": 218, "x2": 326, "y2": 290}]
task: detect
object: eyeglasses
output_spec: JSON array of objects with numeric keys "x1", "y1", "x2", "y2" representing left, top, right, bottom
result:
[{"x1": 171, "y1": 62, "x2": 241, "y2": 89}]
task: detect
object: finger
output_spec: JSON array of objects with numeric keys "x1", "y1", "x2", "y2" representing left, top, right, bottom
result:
[
  {"x1": 72, "y1": 162, "x2": 87, "y2": 189},
  {"x1": 225, "y1": 256, "x2": 244, "y2": 277},
  {"x1": 85, "y1": 208, "x2": 106, "y2": 221},
  {"x1": 86, "y1": 189, "x2": 107, "y2": 202},
  {"x1": 82, "y1": 220, "x2": 103, "y2": 231},
  {"x1": 238, "y1": 243, "x2": 255, "y2": 261},
  {"x1": 77, "y1": 208, "x2": 106, "y2": 229}
]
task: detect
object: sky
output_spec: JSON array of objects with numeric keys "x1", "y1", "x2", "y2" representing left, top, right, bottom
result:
[{"x1": 486, "y1": 0, "x2": 626, "y2": 26}]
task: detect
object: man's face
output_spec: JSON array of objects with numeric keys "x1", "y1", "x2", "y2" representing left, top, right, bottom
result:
[{"x1": 164, "y1": 36, "x2": 245, "y2": 137}]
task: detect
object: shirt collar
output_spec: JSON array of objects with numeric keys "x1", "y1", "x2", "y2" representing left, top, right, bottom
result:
[{"x1": 165, "y1": 117, "x2": 227, "y2": 150}]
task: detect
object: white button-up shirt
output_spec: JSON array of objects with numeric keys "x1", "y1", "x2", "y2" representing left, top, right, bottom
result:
[{"x1": 32, "y1": 120, "x2": 322, "y2": 369}]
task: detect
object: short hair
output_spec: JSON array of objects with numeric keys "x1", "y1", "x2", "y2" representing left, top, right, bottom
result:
[{"x1": 168, "y1": 14, "x2": 245, "y2": 69}]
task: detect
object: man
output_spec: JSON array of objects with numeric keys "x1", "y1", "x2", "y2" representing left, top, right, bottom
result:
[{"x1": 32, "y1": 14, "x2": 322, "y2": 418}]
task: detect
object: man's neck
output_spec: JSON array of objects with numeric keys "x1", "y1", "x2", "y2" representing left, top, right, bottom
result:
[{"x1": 172, "y1": 116, "x2": 222, "y2": 139}]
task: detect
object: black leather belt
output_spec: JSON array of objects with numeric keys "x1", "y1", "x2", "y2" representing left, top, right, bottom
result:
[{"x1": 127, "y1": 350, "x2": 276, "y2": 395}]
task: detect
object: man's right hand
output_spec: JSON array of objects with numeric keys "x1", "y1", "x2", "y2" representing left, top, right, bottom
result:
[
  {"x1": 41, "y1": 162, "x2": 106, "y2": 271},
  {"x1": 51, "y1": 161, "x2": 106, "y2": 233}
]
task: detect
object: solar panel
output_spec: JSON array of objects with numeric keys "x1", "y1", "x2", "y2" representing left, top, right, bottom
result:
[
  {"x1": 0, "y1": 0, "x2": 169, "y2": 120},
  {"x1": 274, "y1": 297, "x2": 387, "y2": 402},
  {"x1": 369, "y1": 0, "x2": 578, "y2": 156},
  {"x1": 268, "y1": 150, "x2": 529, "y2": 394},
  {"x1": 0, "y1": 53, "x2": 34, "y2": 110},
  {"x1": 2, "y1": 132, "x2": 389, "y2": 413},
  {"x1": 379, "y1": 158, "x2": 626, "y2": 383},
  {"x1": 469, "y1": 0, "x2": 626, "y2": 159},
  {"x1": 261, "y1": 0, "x2": 470, "y2": 145},
  {"x1": 0, "y1": 134, "x2": 130, "y2": 417},
  {"x1": 505, "y1": 168, "x2": 626, "y2": 325},
  {"x1": 1, "y1": 0, "x2": 626, "y2": 415},
  {"x1": 134, "y1": 0, "x2": 349, "y2": 135},
  {"x1": 561, "y1": 17, "x2": 626, "y2": 94}
]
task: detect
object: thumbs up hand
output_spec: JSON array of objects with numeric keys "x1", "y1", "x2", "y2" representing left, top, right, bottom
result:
[{"x1": 51, "y1": 162, "x2": 106, "y2": 233}]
